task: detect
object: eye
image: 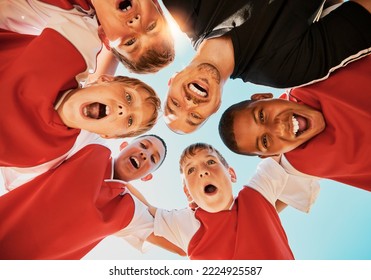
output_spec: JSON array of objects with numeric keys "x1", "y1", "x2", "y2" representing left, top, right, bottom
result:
[
  {"x1": 147, "y1": 22, "x2": 156, "y2": 31},
  {"x1": 191, "y1": 112, "x2": 202, "y2": 120},
  {"x1": 128, "y1": 116, "x2": 133, "y2": 127},
  {"x1": 259, "y1": 110, "x2": 264, "y2": 123},
  {"x1": 207, "y1": 159, "x2": 216, "y2": 165},
  {"x1": 140, "y1": 142, "x2": 147, "y2": 149},
  {"x1": 124, "y1": 38, "x2": 136, "y2": 46},
  {"x1": 187, "y1": 167, "x2": 195, "y2": 175},
  {"x1": 125, "y1": 92, "x2": 132, "y2": 104},
  {"x1": 171, "y1": 98, "x2": 180, "y2": 107},
  {"x1": 150, "y1": 155, "x2": 156, "y2": 164},
  {"x1": 262, "y1": 135, "x2": 268, "y2": 149}
]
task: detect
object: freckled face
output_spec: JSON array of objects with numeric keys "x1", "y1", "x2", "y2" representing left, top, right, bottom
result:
[
  {"x1": 232, "y1": 98, "x2": 325, "y2": 156},
  {"x1": 182, "y1": 149, "x2": 234, "y2": 213}
]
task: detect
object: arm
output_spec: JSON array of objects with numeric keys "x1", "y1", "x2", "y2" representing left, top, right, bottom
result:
[
  {"x1": 146, "y1": 233, "x2": 187, "y2": 256},
  {"x1": 86, "y1": 47, "x2": 119, "y2": 83}
]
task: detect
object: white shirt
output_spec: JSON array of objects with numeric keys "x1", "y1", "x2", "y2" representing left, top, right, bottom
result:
[
  {"x1": 154, "y1": 158, "x2": 320, "y2": 252},
  {"x1": 0, "y1": 0, "x2": 101, "y2": 85}
]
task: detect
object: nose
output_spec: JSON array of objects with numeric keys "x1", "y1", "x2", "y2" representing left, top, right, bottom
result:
[
  {"x1": 199, "y1": 171, "x2": 209, "y2": 178},
  {"x1": 140, "y1": 151, "x2": 148, "y2": 161},
  {"x1": 118, "y1": 105, "x2": 125, "y2": 116},
  {"x1": 184, "y1": 95, "x2": 198, "y2": 109},
  {"x1": 127, "y1": 14, "x2": 141, "y2": 27},
  {"x1": 268, "y1": 118, "x2": 286, "y2": 136}
]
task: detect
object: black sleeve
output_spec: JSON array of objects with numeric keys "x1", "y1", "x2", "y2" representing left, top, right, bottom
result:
[{"x1": 245, "y1": 1, "x2": 371, "y2": 88}]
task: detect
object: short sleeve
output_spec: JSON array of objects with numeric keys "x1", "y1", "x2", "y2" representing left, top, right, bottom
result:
[
  {"x1": 114, "y1": 191, "x2": 154, "y2": 253},
  {"x1": 154, "y1": 208, "x2": 200, "y2": 252}
]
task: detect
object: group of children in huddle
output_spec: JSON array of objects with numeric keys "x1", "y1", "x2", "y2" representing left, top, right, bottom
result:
[{"x1": 0, "y1": 0, "x2": 370, "y2": 260}]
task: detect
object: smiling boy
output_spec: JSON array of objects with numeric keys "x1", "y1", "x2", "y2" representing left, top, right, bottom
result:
[
  {"x1": 219, "y1": 55, "x2": 371, "y2": 192},
  {"x1": 0, "y1": 0, "x2": 175, "y2": 74},
  {"x1": 0, "y1": 28, "x2": 160, "y2": 168},
  {"x1": 0, "y1": 134, "x2": 180, "y2": 259},
  {"x1": 162, "y1": 0, "x2": 371, "y2": 134}
]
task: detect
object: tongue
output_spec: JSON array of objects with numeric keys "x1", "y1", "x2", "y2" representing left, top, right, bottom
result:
[
  {"x1": 86, "y1": 103, "x2": 100, "y2": 119},
  {"x1": 296, "y1": 115, "x2": 308, "y2": 132}
]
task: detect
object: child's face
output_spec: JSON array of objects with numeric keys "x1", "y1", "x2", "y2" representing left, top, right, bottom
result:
[
  {"x1": 232, "y1": 95, "x2": 326, "y2": 156},
  {"x1": 164, "y1": 63, "x2": 223, "y2": 134},
  {"x1": 114, "y1": 136, "x2": 166, "y2": 181},
  {"x1": 57, "y1": 79, "x2": 155, "y2": 138},
  {"x1": 181, "y1": 149, "x2": 235, "y2": 213},
  {"x1": 94, "y1": 0, "x2": 172, "y2": 63}
]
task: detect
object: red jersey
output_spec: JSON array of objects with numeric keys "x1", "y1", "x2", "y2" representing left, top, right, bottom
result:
[
  {"x1": 284, "y1": 55, "x2": 371, "y2": 191},
  {"x1": 0, "y1": 28, "x2": 85, "y2": 167},
  {"x1": 0, "y1": 144, "x2": 135, "y2": 260},
  {"x1": 188, "y1": 187, "x2": 294, "y2": 260}
]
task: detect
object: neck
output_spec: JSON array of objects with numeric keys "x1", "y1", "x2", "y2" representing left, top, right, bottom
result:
[{"x1": 193, "y1": 35, "x2": 235, "y2": 82}]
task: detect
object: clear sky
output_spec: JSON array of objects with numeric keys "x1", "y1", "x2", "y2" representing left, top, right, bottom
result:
[{"x1": 1, "y1": 3, "x2": 370, "y2": 261}]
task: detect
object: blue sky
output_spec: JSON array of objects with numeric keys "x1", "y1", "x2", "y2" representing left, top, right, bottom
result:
[{"x1": 1, "y1": 3, "x2": 370, "y2": 260}]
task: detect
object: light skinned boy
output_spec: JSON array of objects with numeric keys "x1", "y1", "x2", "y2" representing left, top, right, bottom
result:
[
  {"x1": 219, "y1": 55, "x2": 371, "y2": 193},
  {"x1": 0, "y1": 28, "x2": 161, "y2": 169},
  {"x1": 148, "y1": 143, "x2": 318, "y2": 259},
  {"x1": 0, "y1": 0, "x2": 175, "y2": 74},
  {"x1": 0, "y1": 134, "x2": 186, "y2": 259},
  {"x1": 162, "y1": 0, "x2": 371, "y2": 134}
]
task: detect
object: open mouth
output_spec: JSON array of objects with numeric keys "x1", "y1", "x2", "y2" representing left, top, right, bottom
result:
[
  {"x1": 188, "y1": 82, "x2": 208, "y2": 98},
  {"x1": 129, "y1": 156, "x2": 140, "y2": 169},
  {"x1": 118, "y1": 0, "x2": 132, "y2": 11},
  {"x1": 83, "y1": 103, "x2": 110, "y2": 119},
  {"x1": 292, "y1": 114, "x2": 308, "y2": 137},
  {"x1": 204, "y1": 184, "x2": 217, "y2": 195}
]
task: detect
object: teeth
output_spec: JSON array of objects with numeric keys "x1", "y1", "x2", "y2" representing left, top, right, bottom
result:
[
  {"x1": 130, "y1": 157, "x2": 140, "y2": 169},
  {"x1": 292, "y1": 116, "x2": 299, "y2": 136},
  {"x1": 106, "y1": 106, "x2": 110, "y2": 116},
  {"x1": 83, "y1": 107, "x2": 88, "y2": 117},
  {"x1": 189, "y1": 83, "x2": 207, "y2": 97}
]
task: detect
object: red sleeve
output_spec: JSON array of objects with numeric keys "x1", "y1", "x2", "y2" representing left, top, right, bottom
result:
[{"x1": 0, "y1": 145, "x2": 135, "y2": 260}]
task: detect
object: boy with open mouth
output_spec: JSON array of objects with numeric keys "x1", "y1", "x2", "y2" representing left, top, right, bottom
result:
[
  {"x1": 0, "y1": 28, "x2": 161, "y2": 172},
  {"x1": 135, "y1": 143, "x2": 319, "y2": 259},
  {"x1": 0, "y1": 134, "x2": 187, "y2": 259},
  {"x1": 219, "y1": 55, "x2": 371, "y2": 198},
  {"x1": 0, "y1": 0, "x2": 175, "y2": 74}
]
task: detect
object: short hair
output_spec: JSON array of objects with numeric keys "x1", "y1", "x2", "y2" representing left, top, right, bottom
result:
[
  {"x1": 111, "y1": 37, "x2": 175, "y2": 74},
  {"x1": 179, "y1": 143, "x2": 229, "y2": 173},
  {"x1": 135, "y1": 134, "x2": 167, "y2": 169},
  {"x1": 112, "y1": 76, "x2": 161, "y2": 137},
  {"x1": 218, "y1": 100, "x2": 255, "y2": 155}
]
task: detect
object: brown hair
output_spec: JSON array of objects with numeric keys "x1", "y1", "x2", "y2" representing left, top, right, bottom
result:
[
  {"x1": 111, "y1": 36, "x2": 174, "y2": 74},
  {"x1": 179, "y1": 143, "x2": 229, "y2": 173},
  {"x1": 218, "y1": 100, "x2": 255, "y2": 155},
  {"x1": 112, "y1": 76, "x2": 161, "y2": 137}
]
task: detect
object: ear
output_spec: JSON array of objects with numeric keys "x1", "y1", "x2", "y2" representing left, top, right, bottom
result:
[
  {"x1": 119, "y1": 141, "x2": 129, "y2": 151},
  {"x1": 97, "y1": 74, "x2": 114, "y2": 83},
  {"x1": 183, "y1": 183, "x2": 193, "y2": 202},
  {"x1": 140, "y1": 173, "x2": 153, "y2": 181},
  {"x1": 168, "y1": 72, "x2": 178, "y2": 86},
  {"x1": 251, "y1": 93, "x2": 274, "y2": 101},
  {"x1": 228, "y1": 167, "x2": 237, "y2": 183},
  {"x1": 97, "y1": 26, "x2": 111, "y2": 50}
]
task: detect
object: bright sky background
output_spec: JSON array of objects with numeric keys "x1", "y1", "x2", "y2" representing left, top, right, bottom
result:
[{"x1": 1, "y1": 3, "x2": 370, "y2": 261}]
